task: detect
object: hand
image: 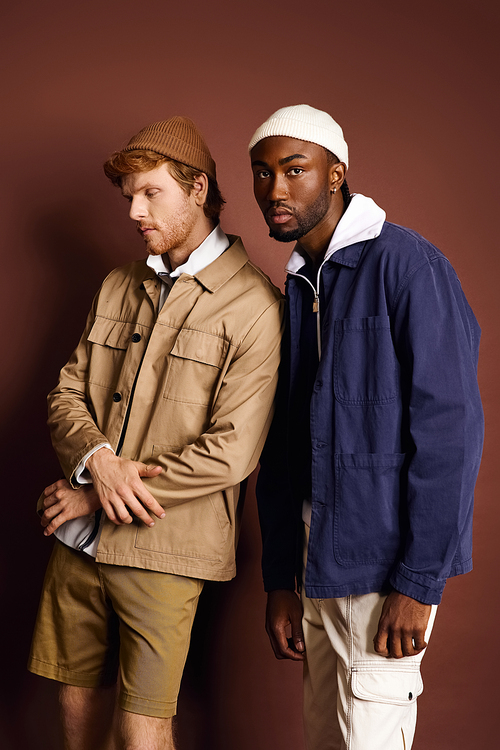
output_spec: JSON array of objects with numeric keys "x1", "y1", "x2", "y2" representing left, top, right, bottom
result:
[
  {"x1": 374, "y1": 590, "x2": 432, "y2": 659},
  {"x1": 265, "y1": 589, "x2": 305, "y2": 661},
  {"x1": 86, "y1": 448, "x2": 165, "y2": 527},
  {"x1": 41, "y1": 479, "x2": 102, "y2": 536}
]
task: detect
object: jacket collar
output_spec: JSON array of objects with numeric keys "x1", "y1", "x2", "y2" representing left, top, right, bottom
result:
[
  {"x1": 136, "y1": 234, "x2": 248, "y2": 294},
  {"x1": 146, "y1": 224, "x2": 229, "y2": 279},
  {"x1": 286, "y1": 193, "x2": 386, "y2": 273},
  {"x1": 194, "y1": 235, "x2": 249, "y2": 292}
]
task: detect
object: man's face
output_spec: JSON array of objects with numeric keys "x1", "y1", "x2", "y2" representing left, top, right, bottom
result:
[
  {"x1": 251, "y1": 136, "x2": 333, "y2": 243},
  {"x1": 121, "y1": 163, "x2": 197, "y2": 256}
]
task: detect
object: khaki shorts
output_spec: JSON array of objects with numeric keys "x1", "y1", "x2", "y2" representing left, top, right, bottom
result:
[{"x1": 28, "y1": 540, "x2": 203, "y2": 718}]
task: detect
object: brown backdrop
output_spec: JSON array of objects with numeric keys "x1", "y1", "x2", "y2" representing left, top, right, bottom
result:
[{"x1": 1, "y1": 1, "x2": 498, "y2": 748}]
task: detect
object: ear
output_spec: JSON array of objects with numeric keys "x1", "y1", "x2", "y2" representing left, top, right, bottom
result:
[
  {"x1": 329, "y1": 162, "x2": 346, "y2": 194},
  {"x1": 191, "y1": 172, "x2": 209, "y2": 207}
]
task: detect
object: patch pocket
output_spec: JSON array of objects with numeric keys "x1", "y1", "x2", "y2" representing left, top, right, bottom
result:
[
  {"x1": 334, "y1": 316, "x2": 399, "y2": 405},
  {"x1": 87, "y1": 316, "x2": 140, "y2": 389},
  {"x1": 135, "y1": 493, "x2": 230, "y2": 561},
  {"x1": 351, "y1": 666, "x2": 423, "y2": 706},
  {"x1": 164, "y1": 329, "x2": 229, "y2": 405},
  {"x1": 334, "y1": 453, "x2": 405, "y2": 566}
]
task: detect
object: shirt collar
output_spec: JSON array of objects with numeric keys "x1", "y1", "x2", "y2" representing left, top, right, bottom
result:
[
  {"x1": 286, "y1": 193, "x2": 386, "y2": 273},
  {"x1": 146, "y1": 223, "x2": 230, "y2": 280}
]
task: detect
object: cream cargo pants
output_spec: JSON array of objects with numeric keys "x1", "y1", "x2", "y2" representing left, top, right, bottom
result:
[{"x1": 302, "y1": 529, "x2": 437, "y2": 750}]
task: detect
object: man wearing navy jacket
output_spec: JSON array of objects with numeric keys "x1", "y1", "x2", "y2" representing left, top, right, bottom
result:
[{"x1": 249, "y1": 105, "x2": 483, "y2": 750}]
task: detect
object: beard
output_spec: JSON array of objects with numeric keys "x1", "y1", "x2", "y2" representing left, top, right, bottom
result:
[
  {"x1": 268, "y1": 188, "x2": 330, "y2": 243},
  {"x1": 141, "y1": 197, "x2": 197, "y2": 257}
]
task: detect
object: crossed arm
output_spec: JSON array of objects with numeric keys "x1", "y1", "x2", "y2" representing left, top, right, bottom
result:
[
  {"x1": 40, "y1": 449, "x2": 165, "y2": 536},
  {"x1": 265, "y1": 588, "x2": 432, "y2": 662}
]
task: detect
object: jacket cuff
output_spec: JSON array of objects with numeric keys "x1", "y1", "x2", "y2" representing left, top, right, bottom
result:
[
  {"x1": 73, "y1": 443, "x2": 114, "y2": 485},
  {"x1": 390, "y1": 562, "x2": 446, "y2": 605},
  {"x1": 68, "y1": 440, "x2": 113, "y2": 488}
]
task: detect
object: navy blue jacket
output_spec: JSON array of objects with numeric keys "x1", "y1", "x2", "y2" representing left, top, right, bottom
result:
[{"x1": 257, "y1": 220, "x2": 483, "y2": 605}]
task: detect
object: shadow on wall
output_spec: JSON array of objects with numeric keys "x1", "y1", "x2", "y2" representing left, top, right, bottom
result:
[{"x1": 0, "y1": 202, "x2": 114, "y2": 750}]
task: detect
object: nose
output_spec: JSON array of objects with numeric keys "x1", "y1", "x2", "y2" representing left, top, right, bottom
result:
[
  {"x1": 266, "y1": 173, "x2": 288, "y2": 203},
  {"x1": 129, "y1": 196, "x2": 148, "y2": 221}
]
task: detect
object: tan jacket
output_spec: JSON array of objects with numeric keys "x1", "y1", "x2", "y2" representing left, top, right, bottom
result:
[{"x1": 47, "y1": 236, "x2": 283, "y2": 581}]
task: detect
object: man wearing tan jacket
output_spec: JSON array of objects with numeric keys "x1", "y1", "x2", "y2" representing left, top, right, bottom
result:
[{"x1": 28, "y1": 117, "x2": 283, "y2": 750}]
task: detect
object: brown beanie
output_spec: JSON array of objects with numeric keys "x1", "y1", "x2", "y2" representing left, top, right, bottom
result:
[{"x1": 123, "y1": 116, "x2": 216, "y2": 180}]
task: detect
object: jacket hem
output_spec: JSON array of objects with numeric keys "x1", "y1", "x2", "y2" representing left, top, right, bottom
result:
[
  {"x1": 304, "y1": 576, "x2": 390, "y2": 600},
  {"x1": 95, "y1": 551, "x2": 236, "y2": 582}
]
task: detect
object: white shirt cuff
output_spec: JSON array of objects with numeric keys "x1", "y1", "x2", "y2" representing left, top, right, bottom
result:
[{"x1": 74, "y1": 443, "x2": 114, "y2": 484}]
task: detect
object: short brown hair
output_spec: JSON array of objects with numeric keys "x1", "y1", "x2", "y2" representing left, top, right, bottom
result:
[{"x1": 103, "y1": 149, "x2": 225, "y2": 221}]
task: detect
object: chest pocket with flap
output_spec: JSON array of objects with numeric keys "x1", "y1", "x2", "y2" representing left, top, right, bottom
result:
[
  {"x1": 164, "y1": 328, "x2": 229, "y2": 406},
  {"x1": 86, "y1": 316, "x2": 139, "y2": 389}
]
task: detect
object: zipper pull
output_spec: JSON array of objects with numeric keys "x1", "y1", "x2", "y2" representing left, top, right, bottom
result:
[{"x1": 313, "y1": 294, "x2": 319, "y2": 313}]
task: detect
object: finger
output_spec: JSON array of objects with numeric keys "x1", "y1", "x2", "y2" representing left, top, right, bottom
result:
[
  {"x1": 121, "y1": 495, "x2": 156, "y2": 527},
  {"x1": 268, "y1": 629, "x2": 301, "y2": 660},
  {"x1": 389, "y1": 633, "x2": 404, "y2": 659},
  {"x1": 137, "y1": 464, "x2": 163, "y2": 477},
  {"x1": 267, "y1": 630, "x2": 285, "y2": 660},
  {"x1": 41, "y1": 493, "x2": 58, "y2": 510},
  {"x1": 290, "y1": 620, "x2": 306, "y2": 653},
  {"x1": 43, "y1": 482, "x2": 59, "y2": 496},
  {"x1": 402, "y1": 634, "x2": 418, "y2": 657},
  {"x1": 43, "y1": 484, "x2": 72, "y2": 509},
  {"x1": 412, "y1": 633, "x2": 428, "y2": 653},
  {"x1": 267, "y1": 622, "x2": 304, "y2": 661},
  {"x1": 287, "y1": 637, "x2": 306, "y2": 660},
  {"x1": 43, "y1": 478, "x2": 70, "y2": 496},
  {"x1": 41, "y1": 504, "x2": 62, "y2": 526},
  {"x1": 132, "y1": 486, "x2": 166, "y2": 521},
  {"x1": 101, "y1": 497, "x2": 134, "y2": 525},
  {"x1": 43, "y1": 512, "x2": 67, "y2": 536},
  {"x1": 373, "y1": 628, "x2": 390, "y2": 656}
]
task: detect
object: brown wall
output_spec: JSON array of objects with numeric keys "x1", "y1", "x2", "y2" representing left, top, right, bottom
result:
[{"x1": 1, "y1": 1, "x2": 498, "y2": 747}]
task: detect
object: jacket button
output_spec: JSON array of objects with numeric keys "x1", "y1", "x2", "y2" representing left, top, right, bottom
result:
[
  {"x1": 131, "y1": 333, "x2": 141, "y2": 343},
  {"x1": 408, "y1": 692, "x2": 413, "y2": 700},
  {"x1": 113, "y1": 392, "x2": 122, "y2": 402}
]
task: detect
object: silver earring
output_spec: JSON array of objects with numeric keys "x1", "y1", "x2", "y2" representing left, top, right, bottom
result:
[{"x1": 333, "y1": 188, "x2": 337, "y2": 194}]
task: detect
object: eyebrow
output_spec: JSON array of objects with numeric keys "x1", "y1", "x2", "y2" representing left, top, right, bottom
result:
[
  {"x1": 121, "y1": 182, "x2": 158, "y2": 197},
  {"x1": 251, "y1": 153, "x2": 308, "y2": 168}
]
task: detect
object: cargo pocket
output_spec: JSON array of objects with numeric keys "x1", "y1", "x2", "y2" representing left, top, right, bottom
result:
[
  {"x1": 351, "y1": 666, "x2": 423, "y2": 706},
  {"x1": 334, "y1": 453, "x2": 405, "y2": 566},
  {"x1": 164, "y1": 329, "x2": 229, "y2": 405}
]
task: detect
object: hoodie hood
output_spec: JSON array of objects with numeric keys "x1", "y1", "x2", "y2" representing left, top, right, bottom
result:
[{"x1": 286, "y1": 193, "x2": 386, "y2": 273}]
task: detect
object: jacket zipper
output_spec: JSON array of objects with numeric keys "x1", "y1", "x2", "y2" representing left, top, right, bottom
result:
[{"x1": 288, "y1": 263, "x2": 326, "y2": 360}]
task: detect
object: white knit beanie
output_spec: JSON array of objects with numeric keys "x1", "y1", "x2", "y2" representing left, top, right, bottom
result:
[{"x1": 248, "y1": 104, "x2": 348, "y2": 169}]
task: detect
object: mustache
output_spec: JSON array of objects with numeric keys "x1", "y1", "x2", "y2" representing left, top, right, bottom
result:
[{"x1": 266, "y1": 202, "x2": 295, "y2": 216}]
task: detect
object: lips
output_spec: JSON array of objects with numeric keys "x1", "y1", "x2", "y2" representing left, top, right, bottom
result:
[{"x1": 267, "y1": 207, "x2": 294, "y2": 225}]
